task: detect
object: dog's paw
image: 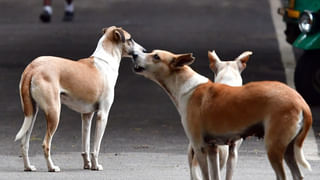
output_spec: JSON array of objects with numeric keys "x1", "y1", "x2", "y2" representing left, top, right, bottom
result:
[
  {"x1": 91, "y1": 164, "x2": 103, "y2": 171},
  {"x1": 24, "y1": 165, "x2": 37, "y2": 171},
  {"x1": 48, "y1": 165, "x2": 61, "y2": 172},
  {"x1": 84, "y1": 162, "x2": 92, "y2": 169}
]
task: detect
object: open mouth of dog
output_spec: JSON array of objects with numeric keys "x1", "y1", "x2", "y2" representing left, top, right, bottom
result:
[{"x1": 133, "y1": 63, "x2": 145, "y2": 72}]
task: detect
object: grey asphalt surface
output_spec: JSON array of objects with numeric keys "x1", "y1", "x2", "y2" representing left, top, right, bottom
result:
[{"x1": 0, "y1": 0, "x2": 319, "y2": 179}]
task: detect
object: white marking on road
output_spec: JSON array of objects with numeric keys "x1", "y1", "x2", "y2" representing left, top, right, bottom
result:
[{"x1": 269, "y1": 0, "x2": 320, "y2": 160}]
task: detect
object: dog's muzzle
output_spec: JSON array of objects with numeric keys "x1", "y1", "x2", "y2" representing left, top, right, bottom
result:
[
  {"x1": 132, "y1": 53, "x2": 138, "y2": 60},
  {"x1": 131, "y1": 55, "x2": 145, "y2": 72},
  {"x1": 133, "y1": 63, "x2": 145, "y2": 73},
  {"x1": 130, "y1": 49, "x2": 146, "y2": 73},
  {"x1": 129, "y1": 51, "x2": 140, "y2": 61}
]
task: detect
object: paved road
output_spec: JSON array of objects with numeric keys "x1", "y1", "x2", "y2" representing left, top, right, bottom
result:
[{"x1": 0, "y1": 0, "x2": 319, "y2": 179}]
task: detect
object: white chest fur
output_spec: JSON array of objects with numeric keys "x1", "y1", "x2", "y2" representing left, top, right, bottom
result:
[
  {"x1": 173, "y1": 72, "x2": 208, "y2": 140},
  {"x1": 92, "y1": 35, "x2": 121, "y2": 89}
]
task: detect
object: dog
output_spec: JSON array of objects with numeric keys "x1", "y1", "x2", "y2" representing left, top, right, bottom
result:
[
  {"x1": 132, "y1": 49, "x2": 312, "y2": 180},
  {"x1": 188, "y1": 50, "x2": 252, "y2": 180},
  {"x1": 15, "y1": 26, "x2": 145, "y2": 172}
]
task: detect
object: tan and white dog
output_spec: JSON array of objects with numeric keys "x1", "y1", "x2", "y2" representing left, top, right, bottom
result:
[
  {"x1": 15, "y1": 26, "x2": 145, "y2": 172},
  {"x1": 188, "y1": 50, "x2": 252, "y2": 180},
  {"x1": 133, "y1": 49, "x2": 312, "y2": 180}
]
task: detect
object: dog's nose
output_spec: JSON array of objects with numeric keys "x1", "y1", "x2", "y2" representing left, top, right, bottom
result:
[
  {"x1": 129, "y1": 51, "x2": 137, "y2": 58},
  {"x1": 132, "y1": 53, "x2": 138, "y2": 60}
]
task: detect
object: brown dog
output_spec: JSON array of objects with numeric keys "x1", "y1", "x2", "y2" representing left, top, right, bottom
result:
[
  {"x1": 15, "y1": 26, "x2": 145, "y2": 172},
  {"x1": 133, "y1": 49, "x2": 312, "y2": 180},
  {"x1": 189, "y1": 50, "x2": 252, "y2": 180}
]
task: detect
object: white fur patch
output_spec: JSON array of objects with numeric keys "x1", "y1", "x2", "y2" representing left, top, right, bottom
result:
[
  {"x1": 178, "y1": 72, "x2": 208, "y2": 140},
  {"x1": 295, "y1": 111, "x2": 303, "y2": 137},
  {"x1": 294, "y1": 144, "x2": 312, "y2": 171},
  {"x1": 15, "y1": 116, "x2": 33, "y2": 141},
  {"x1": 60, "y1": 89, "x2": 97, "y2": 114},
  {"x1": 92, "y1": 35, "x2": 121, "y2": 73},
  {"x1": 18, "y1": 77, "x2": 24, "y2": 111}
]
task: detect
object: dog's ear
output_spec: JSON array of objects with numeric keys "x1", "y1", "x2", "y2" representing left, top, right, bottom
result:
[
  {"x1": 102, "y1": 27, "x2": 108, "y2": 34},
  {"x1": 208, "y1": 50, "x2": 221, "y2": 73},
  {"x1": 235, "y1": 51, "x2": 252, "y2": 72},
  {"x1": 112, "y1": 28, "x2": 126, "y2": 43},
  {"x1": 171, "y1": 53, "x2": 195, "y2": 68}
]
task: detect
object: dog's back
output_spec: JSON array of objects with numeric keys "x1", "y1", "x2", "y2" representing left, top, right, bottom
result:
[{"x1": 189, "y1": 80, "x2": 310, "y2": 137}]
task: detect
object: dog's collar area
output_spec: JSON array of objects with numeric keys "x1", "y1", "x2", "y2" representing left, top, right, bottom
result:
[
  {"x1": 91, "y1": 35, "x2": 122, "y2": 72},
  {"x1": 92, "y1": 34, "x2": 121, "y2": 61},
  {"x1": 92, "y1": 45, "x2": 117, "y2": 63}
]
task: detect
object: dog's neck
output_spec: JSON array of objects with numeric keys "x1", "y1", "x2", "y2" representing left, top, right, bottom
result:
[
  {"x1": 157, "y1": 66, "x2": 208, "y2": 110},
  {"x1": 92, "y1": 35, "x2": 123, "y2": 88},
  {"x1": 215, "y1": 70, "x2": 243, "y2": 86},
  {"x1": 92, "y1": 35, "x2": 122, "y2": 72}
]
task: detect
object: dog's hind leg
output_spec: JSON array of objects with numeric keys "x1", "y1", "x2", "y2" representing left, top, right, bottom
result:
[
  {"x1": 225, "y1": 139, "x2": 242, "y2": 180},
  {"x1": 284, "y1": 139, "x2": 304, "y2": 180},
  {"x1": 284, "y1": 110, "x2": 311, "y2": 180},
  {"x1": 20, "y1": 107, "x2": 39, "y2": 171},
  {"x1": 266, "y1": 144, "x2": 287, "y2": 180},
  {"x1": 81, "y1": 112, "x2": 94, "y2": 169},
  {"x1": 16, "y1": 71, "x2": 39, "y2": 171},
  {"x1": 265, "y1": 115, "x2": 295, "y2": 180},
  {"x1": 41, "y1": 94, "x2": 61, "y2": 172}
]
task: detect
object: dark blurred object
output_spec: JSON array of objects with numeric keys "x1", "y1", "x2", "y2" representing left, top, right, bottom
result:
[
  {"x1": 294, "y1": 50, "x2": 320, "y2": 105},
  {"x1": 63, "y1": 11, "x2": 74, "y2": 22},
  {"x1": 284, "y1": 22, "x2": 300, "y2": 44},
  {"x1": 39, "y1": 10, "x2": 51, "y2": 23},
  {"x1": 278, "y1": 0, "x2": 320, "y2": 105}
]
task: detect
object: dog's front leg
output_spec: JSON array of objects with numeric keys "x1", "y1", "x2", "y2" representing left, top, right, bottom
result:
[
  {"x1": 91, "y1": 102, "x2": 112, "y2": 171},
  {"x1": 187, "y1": 144, "x2": 194, "y2": 179},
  {"x1": 188, "y1": 144, "x2": 202, "y2": 180},
  {"x1": 225, "y1": 139, "x2": 242, "y2": 180},
  {"x1": 194, "y1": 147, "x2": 209, "y2": 180},
  {"x1": 208, "y1": 145, "x2": 221, "y2": 180},
  {"x1": 81, "y1": 112, "x2": 94, "y2": 169}
]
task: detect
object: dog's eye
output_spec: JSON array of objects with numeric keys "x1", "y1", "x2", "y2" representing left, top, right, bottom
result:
[{"x1": 153, "y1": 54, "x2": 160, "y2": 60}]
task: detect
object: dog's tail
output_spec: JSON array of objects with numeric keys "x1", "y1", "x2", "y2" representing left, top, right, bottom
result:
[
  {"x1": 15, "y1": 71, "x2": 35, "y2": 142},
  {"x1": 294, "y1": 106, "x2": 312, "y2": 171}
]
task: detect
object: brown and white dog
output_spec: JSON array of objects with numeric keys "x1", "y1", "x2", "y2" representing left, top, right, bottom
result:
[
  {"x1": 15, "y1": 26, "x2": 145, "y2": 172},
  {"x1": 188, "y1": 50, "x2": 252, "y2": 180},
  {"x1": 132, "y1": 49, "x2": 312, "y2": 180}
]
